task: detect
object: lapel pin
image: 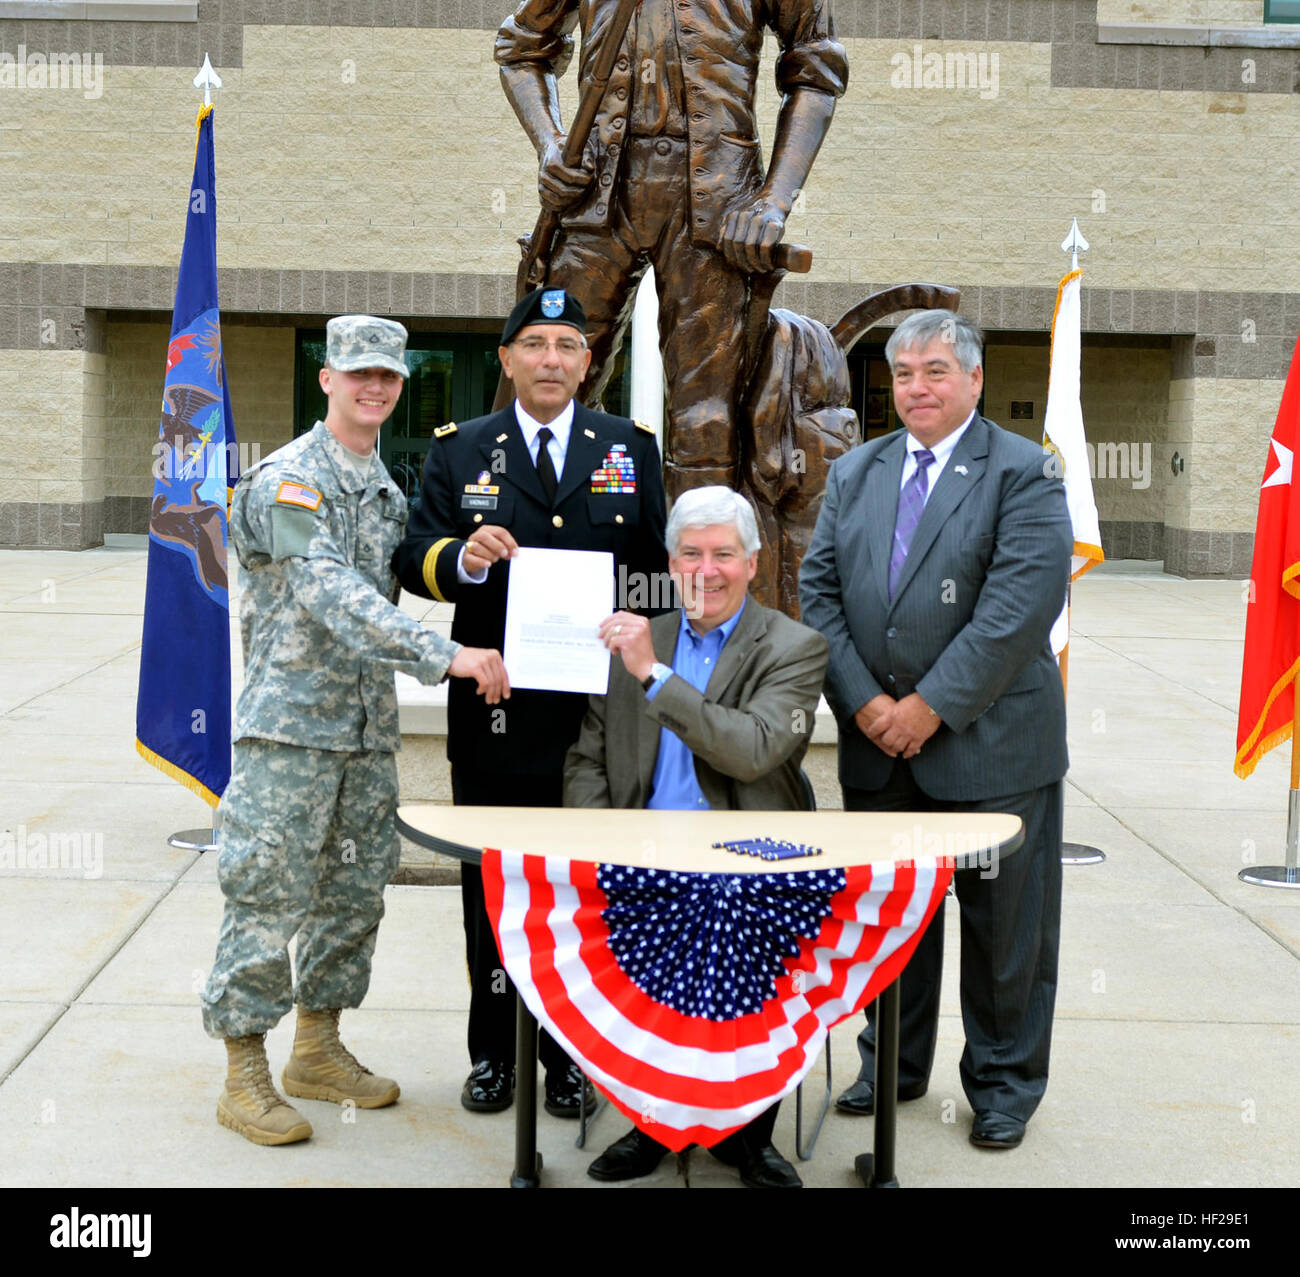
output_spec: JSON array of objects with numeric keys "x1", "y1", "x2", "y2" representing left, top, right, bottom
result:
[
  {"x1": 954, "y1": 465, "x2": 968, "y2": 475},
  {"x1": 495, "y1": 433, "x2": 508, "y2": 443},
  {"x1": 583, "y1": 428, "x2": 596, "y2": 438}
]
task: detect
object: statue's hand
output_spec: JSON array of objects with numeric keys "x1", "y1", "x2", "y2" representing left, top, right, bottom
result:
[
  {"x1": 538, "y1": 136, "x2": 595, "y2": 212},
  {"x1": 719, "y1": 196, "x2": 788, "y2": 273}
]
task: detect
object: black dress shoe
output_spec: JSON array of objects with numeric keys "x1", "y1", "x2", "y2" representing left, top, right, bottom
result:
[
  {"x1": 544, "y1": 1063, "x2": 597, "y2": 1119},
  {"x1": 834, "y1": 1077, "x2": 928, "y2": 1116},
  {"x1": 970, "y1": 1110, "x2": 1026, "y2": 1149},
  {"x1": 460, "y1": 1059, "x2": 514, "y2": 1113},
  {"x1": 587, "y1": 1127, "x2": 670, "y2": 1181},
  {"x1": 736, "y1": 1143, "x2": 802, "y2": 1189}
]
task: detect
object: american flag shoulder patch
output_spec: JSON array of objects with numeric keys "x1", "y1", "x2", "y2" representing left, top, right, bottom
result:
[{"x1": 275, "y1": 481, "x2": 322, "y2": 511}]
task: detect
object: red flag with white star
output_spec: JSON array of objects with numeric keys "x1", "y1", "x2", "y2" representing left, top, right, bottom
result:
[{"x1": 1235, "y1": 333, "x2": 1300, "y2": 778}]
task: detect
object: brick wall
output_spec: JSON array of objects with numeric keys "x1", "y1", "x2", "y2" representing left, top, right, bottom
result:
[{"x1": 2, "y1": 1, "x2": 1296, "y2": 567}]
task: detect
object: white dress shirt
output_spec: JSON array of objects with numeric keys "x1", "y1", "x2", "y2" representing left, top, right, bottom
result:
[
  {"x1": 457, "y1": 400, "x2": 578, "y2": 586},
  {"x1": 899, "y1": 410, "x2": 976, "y2": 508}
]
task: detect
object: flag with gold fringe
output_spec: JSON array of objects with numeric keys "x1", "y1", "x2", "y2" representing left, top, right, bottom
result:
[
  {"x1": 1235, "y1": 333, "x2": 1300, "y2": 779},
  {"x1": 135, "y1": 105, "x2": 237, "y2": 805}
]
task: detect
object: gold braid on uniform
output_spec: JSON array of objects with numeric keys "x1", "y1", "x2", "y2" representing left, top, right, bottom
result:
[{"x1": 423, "y1": 537, "x2": 457, "y2": 602}]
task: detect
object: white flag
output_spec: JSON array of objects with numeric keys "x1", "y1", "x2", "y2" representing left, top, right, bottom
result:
[{"x1": 1043, "y1": 269, "x2": 1104, "y2": 655}]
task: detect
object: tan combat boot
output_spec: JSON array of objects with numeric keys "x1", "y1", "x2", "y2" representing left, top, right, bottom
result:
[
  {"x1": 218, "y1": 1034, "x2": 313, "y2": 1146},
  {"x1": 281, "y1": 1007, "x2": 400, "y2": 1109}
]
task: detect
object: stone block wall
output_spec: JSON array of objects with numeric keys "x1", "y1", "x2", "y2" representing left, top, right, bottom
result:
[{"x1": 2, "y1": 0, "x2": 1297, "y2": 572}]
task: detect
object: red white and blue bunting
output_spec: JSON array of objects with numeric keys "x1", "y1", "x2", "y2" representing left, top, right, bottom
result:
[{"x1": 483, "y1": 850, "x2": 952, "y2": 1151}]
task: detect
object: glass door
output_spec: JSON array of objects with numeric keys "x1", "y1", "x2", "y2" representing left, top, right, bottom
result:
[{"x1": 387, "y1": 344, "x2": 457, "y2": 502}]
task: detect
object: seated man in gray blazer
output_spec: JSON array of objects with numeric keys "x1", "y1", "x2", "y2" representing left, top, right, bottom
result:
[
  {"x1": 565, "y1": 486, "x2": 829, "y2": 1187},
  {"x1": 799, "y1": 310, "x2": 1071, "y2": 1151}
]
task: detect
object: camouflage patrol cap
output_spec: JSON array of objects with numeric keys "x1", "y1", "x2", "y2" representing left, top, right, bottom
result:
[
  {"x1": 501, "y1": 288, "x2": 587, "y2": 345},
  {"x1": 325, "y1": 314, "x2": 410, "y2": 379}
]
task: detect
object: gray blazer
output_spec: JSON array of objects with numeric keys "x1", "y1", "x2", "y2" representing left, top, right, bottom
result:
[
  {"x1": 799, "y1": 415, "x2": 1071, "y2": 801},
  {"x1": 563, "y1": 601, "x2": 829, "y2": 812}
]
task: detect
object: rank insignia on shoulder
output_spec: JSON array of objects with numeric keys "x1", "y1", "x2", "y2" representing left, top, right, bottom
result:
[
  {"x1": 634, "y1": 419, "x2": 654, "y2": 435},
  {"x1": 433, "y1": 422, "x2": 458, "y2": 438},
  {"x1": 275, "y1": 481, "x2": 322, "y2": 511}
]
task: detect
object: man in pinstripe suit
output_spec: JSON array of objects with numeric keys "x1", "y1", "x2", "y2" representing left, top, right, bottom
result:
[{"x1": 799, "y1": 310, "x2": 1071, "y2": 1150}]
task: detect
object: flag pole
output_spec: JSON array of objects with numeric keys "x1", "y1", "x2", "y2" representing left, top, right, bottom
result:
[
  {"x1": 162, "y1": 53, "x2": 226, "y2": 855},
  {"x1": 1050, "y1": 218, "x2": 1105, "y2": 866},
  {"x1": 1238, "y1": 677, "x2": 1300, "y2": 887}
]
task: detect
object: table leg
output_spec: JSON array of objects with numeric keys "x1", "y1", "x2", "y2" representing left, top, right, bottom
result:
[
  {"x1": 853, "y1": 981, "x2": 901, "y2": 1188},
  {"x1": 510, "y1": 997, "x2": 543, "y2": 1188}
]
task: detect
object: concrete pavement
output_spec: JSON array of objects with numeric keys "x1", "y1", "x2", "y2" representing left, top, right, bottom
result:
[{"x1": 1, "y1": 544, "x2": 1297, "y2": 1188}]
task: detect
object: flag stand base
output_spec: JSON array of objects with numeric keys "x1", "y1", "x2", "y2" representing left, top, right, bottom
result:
[
  {"x1": 1239, "y1": 789, "x2": 1300, "y2": 888},
  {"x1": 1061, "y1": 841, "x2": 1105, "y2": 866},
  {"x1": 169, "y1": 828, "x2": 217, "y2": 853},
  {"x1": 1238, "y1": 865, "x2": 1300, "y2": 889},
  {"x1": 854, "y1": 1153, "x2": 899, "y2": 1189}
]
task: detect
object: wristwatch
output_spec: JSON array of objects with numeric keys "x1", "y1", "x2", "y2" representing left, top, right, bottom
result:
[{"x1": 641, "y1": 662, "x2": 672, "y2": 690}]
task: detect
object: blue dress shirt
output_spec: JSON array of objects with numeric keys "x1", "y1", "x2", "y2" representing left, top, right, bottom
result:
[{"x1": 645, "y1": 602, "x2": 746, "y2": 810}]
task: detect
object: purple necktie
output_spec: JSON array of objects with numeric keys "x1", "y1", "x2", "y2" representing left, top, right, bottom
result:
[{"x1": 889, "y1": 448, "x2": 935, "y2": 600}]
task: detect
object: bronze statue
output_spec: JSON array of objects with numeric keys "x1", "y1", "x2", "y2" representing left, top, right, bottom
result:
[
  {"x1": 744, "y1": 282, "x2": 961, "y2": 612},
  {"x1": 495, "y1": 0, "x2": 847, "y2": 491},
  {"x1": 494, "y1": 0, "x2": 959, "y2": 612}
]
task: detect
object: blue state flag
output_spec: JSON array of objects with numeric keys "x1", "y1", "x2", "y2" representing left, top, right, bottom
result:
[{"x1": 135, "y1": 105, "x2": 237, "y2": 806}]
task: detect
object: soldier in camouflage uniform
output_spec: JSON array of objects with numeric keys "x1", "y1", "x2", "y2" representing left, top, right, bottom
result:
[{"x1": 201, "y1": 315, "x2": 508, "y2": 1146}]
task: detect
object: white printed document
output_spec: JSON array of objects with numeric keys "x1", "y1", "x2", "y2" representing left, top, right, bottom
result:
[{"x1": 503, "y1": 547, "x2": 613, "y2": 694}]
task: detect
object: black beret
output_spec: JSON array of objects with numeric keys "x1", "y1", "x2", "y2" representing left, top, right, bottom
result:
[{"x1": 501, "y1": 287, "x2": 588, "y2": 345}]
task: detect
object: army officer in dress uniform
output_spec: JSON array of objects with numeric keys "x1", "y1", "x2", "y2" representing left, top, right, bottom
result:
[{"x1": 393, "y1": 287, "x2": 669, "y2": 1119}]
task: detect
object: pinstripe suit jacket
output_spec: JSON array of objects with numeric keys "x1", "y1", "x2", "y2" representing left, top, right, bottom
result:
[{"x1": 799, "y1": 415, "x2": 1071, "y2": 800}]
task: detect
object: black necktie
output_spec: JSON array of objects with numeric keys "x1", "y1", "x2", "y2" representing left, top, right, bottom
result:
[{"x1": 535, "y1": 426, "x2": 558, "y2": 505}]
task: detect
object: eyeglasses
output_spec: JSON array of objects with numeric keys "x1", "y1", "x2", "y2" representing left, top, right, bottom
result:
[
  {"x1": 893, "y1": 363, "x2": 963, "y2": 385},
  {"x1": 513, "y1": 336, "x2": 587, "y2": 357}
]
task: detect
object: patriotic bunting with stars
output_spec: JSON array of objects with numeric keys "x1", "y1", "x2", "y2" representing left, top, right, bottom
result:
[{"x1": 482, "y1": 848, "x2": 952, "y2": 1150}]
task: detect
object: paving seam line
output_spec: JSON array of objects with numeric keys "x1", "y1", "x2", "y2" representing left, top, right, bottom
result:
[
  {"x1": 1065, "y1": 781, "x2": 1300, "y2": 965},
  {"x1": 0, "y1": 859, "x2": 198, "y2": 1087}
]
